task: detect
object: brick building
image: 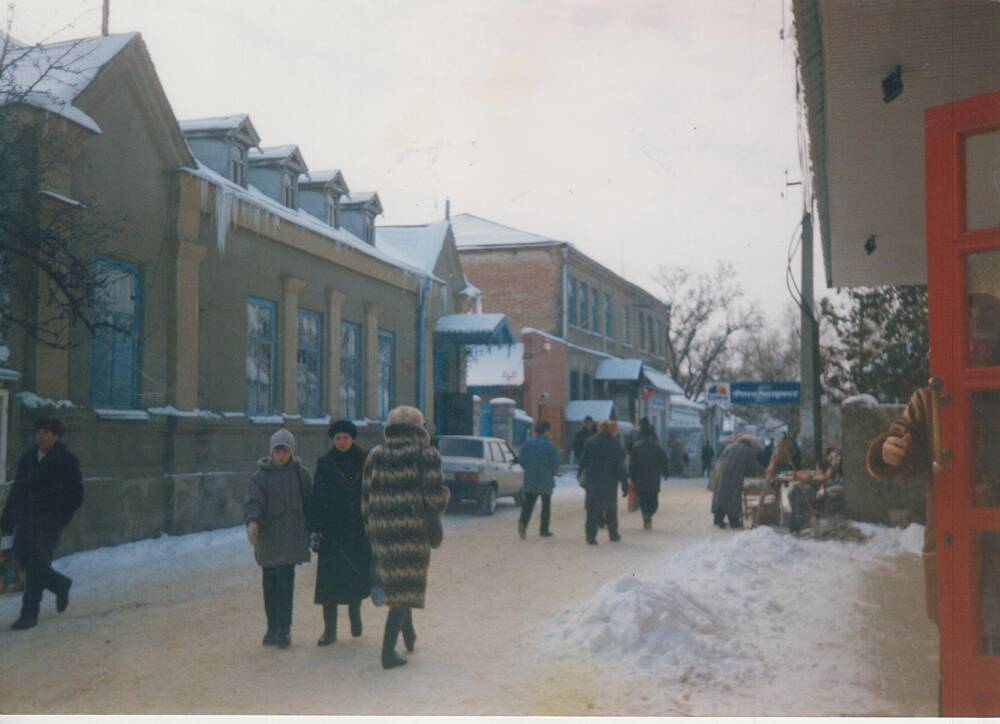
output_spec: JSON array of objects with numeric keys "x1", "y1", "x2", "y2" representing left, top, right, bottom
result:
[{"x1": 453, "y1": 213, "x2": 678, "y2": 456}]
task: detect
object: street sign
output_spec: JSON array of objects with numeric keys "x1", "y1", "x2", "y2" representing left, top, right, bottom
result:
[
  {"x1": 730, "y1": 382, "x2": 800, "y2": 405},
  {"x1": 705, "y1": 382, "x2": 731, "y2": 404}
]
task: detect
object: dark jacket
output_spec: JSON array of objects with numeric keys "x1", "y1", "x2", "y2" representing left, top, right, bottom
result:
[
  {"x1": 572, "y1": 427, "x2": 596, "y2": 462},
  {"x1": 1, "y1": 441, "x2": 83, "y2": 536},
  {"x1": 245, "y1": 456, "x2": 312, "y2": 568},
  {"x1": 519, "y1": 434, "x2": 560, "y2": 495},
  {"x1": 362, "y1": 423, "x2": 449, "y2": 609},
  {"x1": 578, "y1": 433, "x2": 628, "y2": 509},
  {"x1": 701, "y1": 444, "x2": 715, "y2": 467},
  {"x1": 310, "y1": 444, "x2": 372, "y2": 604},
  {"x1": 628, "y1": 434, "x2": 670, "y2": 493},
  {"x1": 710, "y1": 440, "x2": 762, "y2": 519}
]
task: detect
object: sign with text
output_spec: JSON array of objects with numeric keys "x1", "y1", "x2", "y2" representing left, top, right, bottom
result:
[
  {"x1": 730, "y1": 382, "x2": 800, "y2": 405},
  {"x1": 704, "y1": 382, "x2": 731, "y2": 404}
]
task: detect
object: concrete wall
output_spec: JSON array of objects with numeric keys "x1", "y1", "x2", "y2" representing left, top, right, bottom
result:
[
  {"x1": 841, "y1": 398, "x2": 927, "y2": 525},
  {"x1": 2, "y1": 408, "x2": 386, "y2": 557}
]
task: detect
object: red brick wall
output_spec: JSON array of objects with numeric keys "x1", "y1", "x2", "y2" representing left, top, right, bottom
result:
[
  {"x1": 459, "y1": 246, "x2": 563, "y2": 336},
  {"x1": 521, "y1": 330, "x2": 568, "y2": 457}
]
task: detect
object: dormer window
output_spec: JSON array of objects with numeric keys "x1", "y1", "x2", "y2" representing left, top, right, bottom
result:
[
  {"x1": 282, "y1": 173, "x2": 297, "y2": 208},
  {"x1": 327, "y1": 194, "x2": 337, "y2": 227},
  {"x1": 229, "y1": 144, "x2": 247, "y2": 187}
]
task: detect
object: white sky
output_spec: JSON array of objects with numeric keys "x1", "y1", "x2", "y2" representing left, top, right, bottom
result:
[{"x1": 15, "y1": 0, "x2": 825, "y2": 321}]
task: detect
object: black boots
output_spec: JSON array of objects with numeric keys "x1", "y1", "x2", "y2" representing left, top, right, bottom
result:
[
  {"x1": 10, "y1": 616, "x2": 37, "y2": 631},
  {"x1": 56, "y1": 578, "x2": 72, "y2": 613},
  {"x1": 381, "y1": 606, "x2": 408, "y2": 669},
  {"x1": 349, "y1": 600, "x2": 363, "y2": 638},
  {"x1": 263, "y1": 565, "x2": 294, "y2": 649},
  {"x1": 643, "y1": 516, "x2": 652, "y2": 530},
  {"x1": 401, "y1": 607, "x2": 416, "y2": 653},
  {"x1": 318, "y1": 604, "x2": 337, "y2": 646}
]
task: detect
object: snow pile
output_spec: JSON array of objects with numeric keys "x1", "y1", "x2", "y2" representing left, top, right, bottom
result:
[
  {"x1": 549, "y1": 524, "x2": 921, "y2": 714},
  {"x1": 855, "y1": 522, "x2": 925, "y2": 556},
  {"x1": 16, "y1": 391, "x2": 75, "y2": 409}
]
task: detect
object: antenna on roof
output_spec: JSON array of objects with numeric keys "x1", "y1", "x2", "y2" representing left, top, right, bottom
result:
[
  {"x1": 445, "y1": 198, "x2": 450, "y2": 221},
  {"x1": 102, "y1": 0, "x2": 110, "y2": 35}
]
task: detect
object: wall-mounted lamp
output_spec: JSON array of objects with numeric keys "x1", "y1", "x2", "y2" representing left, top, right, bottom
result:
[
  {"x1": 864, "y1": 235, "x2": 877, "y2": 255},
  {"x1": 882, "y1": 65, "x2": 903, "y2": 104}
]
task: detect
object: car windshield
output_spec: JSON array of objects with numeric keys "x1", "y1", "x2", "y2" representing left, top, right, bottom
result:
[{"x1": 436, "y1": 438, "x2": 484, "y2": 458}]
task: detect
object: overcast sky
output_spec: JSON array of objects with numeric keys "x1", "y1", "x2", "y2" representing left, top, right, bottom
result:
[{"x1": 16, "y1": 0, "x2": 823, "y2": 322}]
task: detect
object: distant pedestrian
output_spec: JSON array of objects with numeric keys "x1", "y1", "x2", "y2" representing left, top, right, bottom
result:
[
  {"x1": 572, "y1": 416, "x2": 597, "y2": 464},
  {"x1": 518, "y1": 420, "x2": 560, "y2": 539},
  {"x1": 362, "y1": 406, "x2": 449, "y2": 670},
  {"x1": 309, "y1": 419, "x2": 371, "y2": 646},
  {"x1": 628, "y1": 418, "x2": 670, "y2": 530},
  {"x1": 710, "y1": 434, "x2": 763, "y2": 529},
  {"x1": 245, "y1": 428, "x2": 312, "y2": 649},
  {"x1": 1, "y1": 417, "x2": 83, "y2": 630},
  {"x1": 700, "y1": 441, "x2": 715, "y2": 477},
  {"x1": 578, "y1": 419, "x2": 628, "y2": 544}
]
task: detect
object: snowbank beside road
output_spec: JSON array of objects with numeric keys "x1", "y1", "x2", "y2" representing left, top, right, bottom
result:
[{"x1": 548, "y1": 523, "x2": 925, "y2": 715}]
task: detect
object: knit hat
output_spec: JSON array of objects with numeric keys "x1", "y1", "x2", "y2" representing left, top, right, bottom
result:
[
  {"x1": 270, "y1": 428, "x2": 295, "y2": 452},
  {"x1": 386, "y1": 405, "x2": 424, "y2": 428},
  {"x1": 328, "y1": 419, "x2": 359, "y2": 439}
]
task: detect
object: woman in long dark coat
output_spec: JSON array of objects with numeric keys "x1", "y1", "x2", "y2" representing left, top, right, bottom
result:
[
  {"x1": 578, "y1": 419, "x2": 628, "y2": 544},
  {"x1": 362, "y1": 406, "x2": 449, "y2": 670},
  {"x1": 310, "y1": 419, "x2": 371, "y2": 646},
  {"x1": 710, "y1": 435, "x2": 763, "y2": 529}
]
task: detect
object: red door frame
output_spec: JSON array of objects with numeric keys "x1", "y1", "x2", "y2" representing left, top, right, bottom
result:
[{"x1": 925, "y1": 89, "x2": 1000, "y2": 716}]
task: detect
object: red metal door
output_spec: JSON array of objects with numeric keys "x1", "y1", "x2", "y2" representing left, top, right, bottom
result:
[{"x1": 925, "y1": 90, "x2": 1000, "y2": 716}]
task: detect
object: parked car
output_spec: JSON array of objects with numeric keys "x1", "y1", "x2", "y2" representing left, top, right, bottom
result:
[{"x1": 433, "y1": 435, "x2": 524, "y2": 515}]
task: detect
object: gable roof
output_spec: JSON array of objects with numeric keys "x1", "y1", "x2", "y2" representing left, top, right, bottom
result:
[
  {"x1": 341, "y1": 191, "x2": 384, "y2": 215},
  {"x1": 374, "y1": 220, "x2": 451, "y2": 274},
  {"x1": 179, "y1": 113, "x2": 261, "y2": 147},
  {"x1": 299, "y1": 169, "x2": 349, "y2": 195},
  {"x1": 451, "y1": 213, "x2": 563, "y2": 249},
  {"x1": 2, "y1": 32, "x2": 138, "y2": 134},
  {"x1": 249, "y1": 144, "x2": 308, "y2": 175}
]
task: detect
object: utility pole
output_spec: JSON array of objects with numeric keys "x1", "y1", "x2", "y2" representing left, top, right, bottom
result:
[
  {"x1": 799, "y1": 210, "x2": 822, "y2": 466},
  {"x1": 102, "y1": 0, "x2": 110, "y2": 36}
]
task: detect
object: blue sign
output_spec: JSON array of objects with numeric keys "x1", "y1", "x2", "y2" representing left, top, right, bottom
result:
[{"x1": 730, "y1": 382, "x2": 800, "y2": 405}]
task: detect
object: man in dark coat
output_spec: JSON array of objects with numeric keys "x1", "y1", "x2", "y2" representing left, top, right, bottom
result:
[
  {"x1": 628, "y1": 418, "x2": 670, "y2": 530},
  {"x1": 572, "y1": 416, "x2": 597, "y2": 464},
  {"x1": 0, "y1": 417, "x2": 83, "y2": 630},
  {"x1": 310, "y1": 419, "x2": 371, "y2": 646},
  {"x1": 578, "y1": 419, "x2": 628, "y2": 544},
  {"x1": 700, "y1": 441, "x2": 715, "y2": 477},
  {"x1": 710, "y1": 435, "x2": 763, "y2": 529}
]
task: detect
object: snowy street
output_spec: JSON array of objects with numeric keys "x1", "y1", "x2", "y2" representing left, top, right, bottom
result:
[{"x1": 0, "y1": 473, "x2": 937, "y2": 716}]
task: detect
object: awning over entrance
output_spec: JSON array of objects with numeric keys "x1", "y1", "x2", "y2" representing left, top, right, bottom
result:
[
  {"x1": 565, "y1": 399, "x2": 614, "y2": 422},
  {"x1": 594, "y1": 358, "x2": 642, "y2": 382},
  {"x1": 642, "y1": 367, "x2": 684, "y2": 395},
  {"x1": 433, "y1": 313, "x2": 515, "y2": 346}
]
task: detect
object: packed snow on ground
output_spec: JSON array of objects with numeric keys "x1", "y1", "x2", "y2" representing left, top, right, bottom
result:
[{"x1": 546, "y1": 522, "x2": 925, "y2": 715}]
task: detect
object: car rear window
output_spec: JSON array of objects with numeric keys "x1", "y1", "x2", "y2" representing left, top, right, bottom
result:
[{"x1": 436, "y1": 438, "x2": 484, "y2": 458}]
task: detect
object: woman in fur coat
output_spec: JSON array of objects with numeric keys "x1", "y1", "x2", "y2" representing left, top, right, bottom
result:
[
  {"x1": 310, "y1": 419, "x2": 371, "y2": 646},
  {"x1": 362, "y1": 406, "x2": 449, "y2": 669}
]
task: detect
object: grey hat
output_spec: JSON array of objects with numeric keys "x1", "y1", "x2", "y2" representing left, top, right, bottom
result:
[{"x1": 270, "y1": 428, "x2": 295, "y2": 452}]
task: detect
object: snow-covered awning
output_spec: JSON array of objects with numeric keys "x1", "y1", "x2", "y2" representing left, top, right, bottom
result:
[
  {"x1": 466, "y1": 344, "x2": 523, "y2": 388},
  {"x1": 642, "y1": 367, "x2": 684, "y2": 395},
  {"x1": 565, "y1": 399, "x2": 615, "y2": 423},
  {"x1": 434, "y1": 313, "x2": 514, "y2": 346},
  {"x1": 595, "y1": 358, "x2": 642, "y2": 382}
]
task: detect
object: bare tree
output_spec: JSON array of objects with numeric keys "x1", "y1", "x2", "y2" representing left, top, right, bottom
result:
[
  {"x1": 657, "y1": 261, "x2": 762, "y2": 399},
  {"x1": 0, "y1": 16, "x2": 123, "y2": 350}
]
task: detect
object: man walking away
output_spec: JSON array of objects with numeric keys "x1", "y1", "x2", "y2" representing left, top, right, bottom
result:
[
  {"x1": 518, "y1": 420, "x2": 560, "y2": 539},
  {"x1": 1, "y1": 417, "x2": 83, "y2": 630},
  {"x1": 572, "y1": 416, "x2": 596, "y2": 464},
  {"x1": 578, "y1": 420, "x2": 628, "y2": 544},
  {"x1": 628, "y1": 418, "x2": 670, "y2": 530},
  {"x1": 701, "y1": 441, "x2": 715, "y2": 477}
]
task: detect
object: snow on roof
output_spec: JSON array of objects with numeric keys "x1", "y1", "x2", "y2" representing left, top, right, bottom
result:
[
  {"x1": 341, "y1": 192, "x2": 384, "y2": 215},
  {"x1": 299, "y1": 169, "x2": 348, "y2": 192},
  {"x1": 434, "y1": 313, "x2": 507, "y2": 335},
  {"x1": 451, "y1": 213, "x2": 563, "y2": 249},
  {"x1": 179, "y1": 113, "x2": 249, "y2": 133},
  {"x1": 2, "y1": 32, "x2": 138, "y2": 134},
  {"x1": 595, "y1": 358, "x2": 643, "y2": 382},
  {"x1": 565, "y1": 400, "x2": 615, "y2": 423},
  {"x1": 459, "y1": 274, "x2": 481, "y2": 297},
  {"x1": 642, "y1": 367, "x2": 685, "y2": 395},
  {"x1": 466, "y1": 343, "x2": 524, "y2": 387},
  {"x1": 249, "y1": 145, "x2": 307, "y2": 173},
  {"x1": 183, "y1": 162, "x2": 440, "y2": 281},
  {"x1": 670, "y1": 394, "x2": 704, "y2": 410},
  {"x1": 375, "y1": 221, "x2": 450, "y2": 274}
]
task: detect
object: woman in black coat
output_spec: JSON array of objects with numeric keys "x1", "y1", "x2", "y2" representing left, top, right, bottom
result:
[{"x1": 310, "y1": 419, "x2": 372, "y2": 646}]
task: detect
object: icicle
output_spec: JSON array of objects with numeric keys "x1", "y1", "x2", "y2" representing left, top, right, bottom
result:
[
  {"x1": 199, "y1": 179, "x2": 209, "y2": 212},
  {"x1": 213, "y1": 186, "x2": 235, "y2": 255}
]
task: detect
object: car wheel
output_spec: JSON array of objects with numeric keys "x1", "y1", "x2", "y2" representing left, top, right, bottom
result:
[{"x1": 478, "y1": 485, "x2": 498, "y2": 516}]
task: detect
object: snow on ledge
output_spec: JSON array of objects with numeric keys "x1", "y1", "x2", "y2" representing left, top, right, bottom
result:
[
  {"x1": 16, "y1": 391, "x2": 75, "y2": 409},
  {"x1": 94, "y1": 408, "x2": 150, "y2": 421},
  {"x1": 147, "y1": 406, "x2": 222, "y2": 420},
  {"x1": 222, "y1": 412, "x2": 246, "y2": 419},
  {"x1": 248, "y1": 415, "x2": 284, "y2": 425},
  {"x1": 303, "y1": 416, "x2": 332, "y2": 426}
]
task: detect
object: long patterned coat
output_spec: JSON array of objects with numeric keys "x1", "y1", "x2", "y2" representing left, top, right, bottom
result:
[{"x1": 362, "y1": 422, "x2": 449, "y2": 609}]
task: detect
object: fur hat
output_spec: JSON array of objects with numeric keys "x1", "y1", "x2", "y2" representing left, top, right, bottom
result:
[
  {"x1": 386, "y1": 405, "x2": 424, "y2": 428},
  {"x1": 597, "y1": 419, "x2": 618, "y2": 436},
  {"x1": 328, "y1": 419, "x2": 359, "y2": 439},
  {"x1": 269, "y1": 428, "x2": 295, "y2": 452}
]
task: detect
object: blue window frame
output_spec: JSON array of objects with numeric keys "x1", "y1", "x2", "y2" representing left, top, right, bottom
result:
[
  {"x1": 340, "y1": 321, "x2": 362, "y2": 419},
  {"x1": 377, "y1": 329, "x2": 395, "y2": 420},
  {"x1": 568, "y1": 277, "x2": 577, "y2": 326},
  {"x1": 297, "y1": 309, "x2": 322, "y2": 418},
  {"x1": 579, "y1": 283, "x2": 589, "y2": 330},
  {"x1": 89, "y1": 258, "x2": 141, "y2": 409},
  {"x1": 246, "y1": 297, "x2": 276, "y2": 415}
]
